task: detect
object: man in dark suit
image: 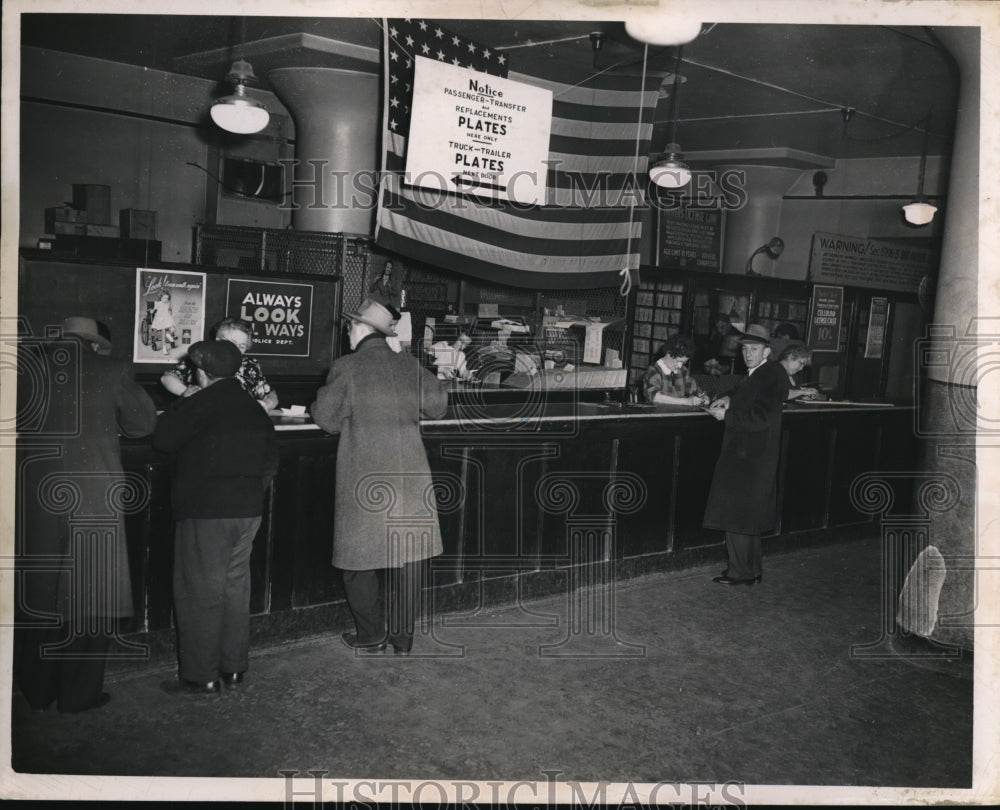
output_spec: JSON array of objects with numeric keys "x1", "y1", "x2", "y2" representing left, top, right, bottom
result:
[
  {"x1": 702, "y1": 324, "x2": 790, "y2": 586},
  {"x1": 153, "y1": 339, "x2": 278, "y2": 693},
  {"x1": 15, "y1": 316, "x2": 157, "y2": 713}
]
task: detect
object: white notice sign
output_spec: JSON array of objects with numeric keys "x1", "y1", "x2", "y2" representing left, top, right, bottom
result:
[{"x1": 406, "y1": 56, "x2": 552, "y2": 205}]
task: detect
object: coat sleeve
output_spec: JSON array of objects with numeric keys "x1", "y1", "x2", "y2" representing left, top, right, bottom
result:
[
  {"x1": 418, "y1": 364, "x2": 449, "y2": 419},
  {"x1": 116, "y1": 360, "x2": 158, "y2": 438},
  {"x1": 310, "y1": 361, "x2": 351, "y2": 434},
  {"x1": 151, "y1": 394, "x2": 203, "y2": 452},
  {"x1": 724, "y1": 365, "x2": 789, "y2": 433}
]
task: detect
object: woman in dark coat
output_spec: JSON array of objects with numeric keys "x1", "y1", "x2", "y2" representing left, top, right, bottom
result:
[
  {"x1": 702, "y1": 325, "x2": 790, "y2": 586},
  {"x1": 15, "y1": 317, "x2": 157, "y2": 712},
  {"x1": 311, "y1": 299, "x2": 449, "y2": 654}
]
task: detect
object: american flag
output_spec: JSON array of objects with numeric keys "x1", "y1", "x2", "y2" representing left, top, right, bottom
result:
[{"x1": 375, "y1": 18, "x2": 660, "y2": 289}]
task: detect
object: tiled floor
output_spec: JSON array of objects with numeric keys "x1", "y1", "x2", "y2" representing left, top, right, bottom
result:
[{"x1": 5, "y1": 538, "x2": 976, "y2": 803}]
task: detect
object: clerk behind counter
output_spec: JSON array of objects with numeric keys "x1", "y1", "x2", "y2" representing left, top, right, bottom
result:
[{"x1": 643, "y1": 334, "x2": 710, "y2": 406}]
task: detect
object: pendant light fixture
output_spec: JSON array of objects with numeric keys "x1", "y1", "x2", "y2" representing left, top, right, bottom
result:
[
  {"x1": 649, "y1": 46, "x2": 691, "y2": 190},
  {"x1": 746, "y1": 237, "x2": 785, "y2": 276},
  {"x1": 211, "y1": 58, "x2": 269, "y2": 135},
  {"x1": 902, "y1": 114, "x2": 937, "y2": 226}
]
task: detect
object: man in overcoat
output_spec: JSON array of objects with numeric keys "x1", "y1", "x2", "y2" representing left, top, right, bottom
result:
[
  {"x1": 702, "y1": 324, "x2": 790, "y2": 586},
  {"x1": 153, "y1": 339, "x2": 278, "y2": 693},
  {"x1": 311, "y1": 299, "x2": 449, "y2": 655},
  {"x1": 15, "y1": 316, "x2": 157, "y2": 712}
]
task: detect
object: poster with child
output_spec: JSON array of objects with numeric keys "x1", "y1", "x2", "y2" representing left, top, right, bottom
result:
[{"x1": 134, "y1": 268, "x2": 206, "y2": 363}]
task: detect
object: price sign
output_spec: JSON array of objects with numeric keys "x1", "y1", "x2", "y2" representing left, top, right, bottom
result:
[{"x1": 807, "y1": 285, "x2": 844, "y2": 352}]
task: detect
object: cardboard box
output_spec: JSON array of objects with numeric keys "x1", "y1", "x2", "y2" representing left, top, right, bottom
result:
[
  {"x1": 51, "y1": 220, "x2": 87, "y2": 236},
  {"x1": 44, "y1": 205, "x2": 87, "y2": 233},
  {"x1": 72, "y1": 184, "x2": 112, "y2": 224},
  {"x1": 119, "y1": 208, "x2": 157, "y2": 240},
  {"x1": 85, "y1": 224, "x2": 120, "y2": 237}
]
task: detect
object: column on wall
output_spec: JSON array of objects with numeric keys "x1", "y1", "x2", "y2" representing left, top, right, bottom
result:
[{"x1": 268, "y1": 68, "x2": 380, "y2": 236}]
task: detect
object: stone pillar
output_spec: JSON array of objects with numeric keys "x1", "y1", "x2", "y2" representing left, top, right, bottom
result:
[
  {"x1": 267, "y1": 68, "x2": 380, "y2": 235},
  {"x1": 905, "y1": 28, "x2": 981, "y2": 651},
  {"x1": 717, "y1": 166, "x2": 801, "y2": 276}
]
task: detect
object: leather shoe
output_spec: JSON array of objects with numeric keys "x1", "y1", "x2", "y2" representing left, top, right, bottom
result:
[
  {"x1": 712, "y1": 575, "x2": 757, "y2": 586},
  {"x1": 160, "y1": 678, "x2": 221, "y2": 695},
  {"x1": 721, "y1": 570, "x2": 762, "y2": 584},
  {"x1": 341, "y1": 632, "x2": 387, "y2": 654},
  {"x1": 220, "y1": 671, "x2": 245, "y2": 687}
]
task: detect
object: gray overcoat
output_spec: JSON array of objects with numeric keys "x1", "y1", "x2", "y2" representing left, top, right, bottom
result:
[{"x1": 310, "y1": 335, "x2": 449, "y2": 570}]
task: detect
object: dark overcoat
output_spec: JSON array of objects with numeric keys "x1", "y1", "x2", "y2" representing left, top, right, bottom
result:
[
  {"x1": 702, "y1": 359, "x2": 790, "y2": 534},
  {"x1": 16, "y1": 339, "x2": 157, "y2": 621},
  {"x1": 310, "y1": 335, "x2": 449, "y2": 571}
]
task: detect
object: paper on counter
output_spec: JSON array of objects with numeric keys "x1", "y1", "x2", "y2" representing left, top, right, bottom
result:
[{"x1": 583, "y1": 321, "x2": 610, "y2": 364}]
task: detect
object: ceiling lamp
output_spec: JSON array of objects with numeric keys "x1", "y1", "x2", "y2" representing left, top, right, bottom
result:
[
  {"x1": 211, "y1": 59, "x2": 269, "y2": 135},
  {"x1": 902, "y1": 116, "x2": 937, "y2": 226},
  {"x1": 649, "y1": 145, "x2": 692, "y2": 189},
  {"x1": 746, "y1": 237, "x2": 785, "y2": 275},
  {"x1": 649, "y1": 47, "x2": 691, "y2": 190},
  {"x1": 625, "y1": 18, "x2": 703, "y2": 47}
]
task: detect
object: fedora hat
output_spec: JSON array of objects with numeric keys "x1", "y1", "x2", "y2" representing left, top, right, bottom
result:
[
  {"x1": 737, "y1": 324, "x2": 771, "y2": 345},
  {"x1": 342, "y1": 298, "x2": 398, "y2": 337},
  {"x1": 62, "y1": 316, "x2": 112, "y2": 351}
]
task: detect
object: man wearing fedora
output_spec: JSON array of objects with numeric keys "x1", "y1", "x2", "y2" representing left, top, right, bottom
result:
[
  {"x1": 15, "y1": 316, "x2": 157, "y2": 712},
  {"x1": 153, "y1": 340, "x2": 277, "y2": 693},
  {"x1": 311, "y1": 298, "x2": 449, "y2": 655},
  {"x1": 702, "y1": 324, "x2": 790, "y2": 586}
]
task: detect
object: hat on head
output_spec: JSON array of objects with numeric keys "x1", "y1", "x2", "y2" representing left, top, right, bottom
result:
[
  {"x1": 737, "y1": 324, "x2": 771, "y2": 345},
  {"x1": 188, "y1": 339, "x2": 241, "y2": 378},
  {"x1": 342, "y1": 298, "x2": 398, "y2": 337},
  {"x1": 62, "y1": 316, "x2": 112, "y2": 351}
]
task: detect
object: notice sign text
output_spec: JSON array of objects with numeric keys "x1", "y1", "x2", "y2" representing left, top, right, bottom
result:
[
  {"x1": 406, "y1": 55, "x2": 552, "y2": 204},
  {"x1": 226, "y1": 278, "x2": 313, "y2": 357}
]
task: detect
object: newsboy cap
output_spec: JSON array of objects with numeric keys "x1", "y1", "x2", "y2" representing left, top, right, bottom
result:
[{"x1": 188, "y1": 339, "x2": 241, "y2": 378}]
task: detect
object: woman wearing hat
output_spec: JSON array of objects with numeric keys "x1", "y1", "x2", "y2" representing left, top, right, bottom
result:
[
  {"x1": 311, "y1": 299, "x2": 449, "y2": 655},
  {"x1": 702, "y1": 324, "x2": 790, "y2": 586}
]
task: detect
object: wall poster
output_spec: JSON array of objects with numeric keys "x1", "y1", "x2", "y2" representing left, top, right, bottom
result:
[
  {"x1": 864, "y1": 297, "x2": 889, "y2": 359},
  {"x1": 134, "y1": 268, "x2": 206, "y2": 363},
  {"x1": 226, "y1": 278, "x2": 314, "y2": 357},
  {"x1": 806, "y1": 285, "x2": 844, "y2": 352}
]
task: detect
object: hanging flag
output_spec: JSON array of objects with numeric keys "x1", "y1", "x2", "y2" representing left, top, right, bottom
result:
[{"x1": 376, "y1": 18, "x2": 660, "y2": 289}]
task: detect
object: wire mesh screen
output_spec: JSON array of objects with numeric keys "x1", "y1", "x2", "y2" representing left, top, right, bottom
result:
[{"x1": 195, "y1": 224, "x2": 374, "y2": 319}]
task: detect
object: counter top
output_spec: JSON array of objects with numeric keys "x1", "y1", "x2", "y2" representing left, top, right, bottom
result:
[{"x1": 263, "y1": 399, "x2": 905, "y2": 434}]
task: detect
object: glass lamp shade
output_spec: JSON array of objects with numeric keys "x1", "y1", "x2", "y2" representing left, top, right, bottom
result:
[
  {"x1": 210, "y1": 87, "x2": 269, "y2": 135},
  {"x1": 625, "y1": 19, "x2": 703, "y2": 46},
  {"x1": 649, "y1": 156, "x2": 692, "y2": 189},
  {"x1": 902, "y1": 200, "x2": 937, "y2": 226}
]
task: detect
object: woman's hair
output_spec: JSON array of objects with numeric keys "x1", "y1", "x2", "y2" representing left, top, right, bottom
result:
[
  {"x1": 778, "y1": 342, "x2": 812, "y2": 362},
  {"x1": 654, "y1": 333, "x2": 694, "y2": 360},
  {"x1": 772, "y1": 322, "x2": 801, "y2": 340},
  {"x1": 158, "y1": 290, "x2": 171, "y2": 301},
  {"x1": 212, "y1": 317, "x2": 254, "y2": 345}
]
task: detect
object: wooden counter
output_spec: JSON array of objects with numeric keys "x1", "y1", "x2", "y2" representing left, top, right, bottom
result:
[{"x1": 113, "y1": 401, "x2": 919, "y2": 650}]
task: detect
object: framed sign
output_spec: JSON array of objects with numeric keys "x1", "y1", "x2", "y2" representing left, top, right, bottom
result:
[
  {"x1": 864, "y1": 297, "x2": 889, "y2": 359},
  {"x1": 134, "y1": 268, "x2": 206, "y2": 364},
  {"x1": 806, "y1": 285, "x2": 844, "y2": 352},
  {"x1": 657, "y1": 207, "x2": 724, "y2": 271},
  {"x1": 226, "y1": 278, "x2": 314, "y2": 357},
  {"x1": 808, "y1": 232, "x2": 934, "y2": 293}
]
